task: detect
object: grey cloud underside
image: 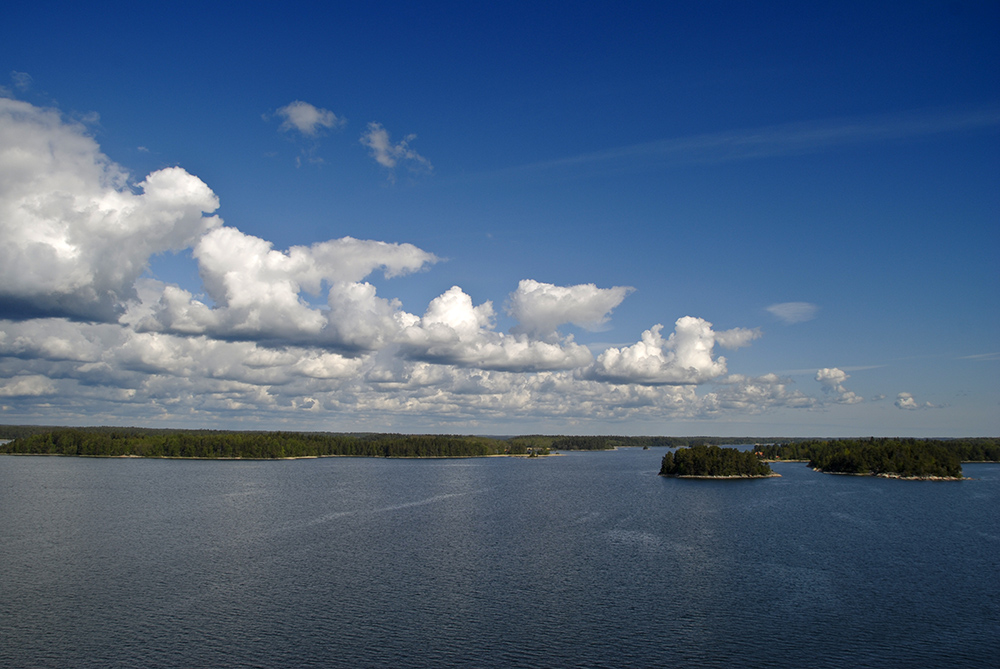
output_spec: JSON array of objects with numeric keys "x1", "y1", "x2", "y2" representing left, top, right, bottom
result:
[
  {"x1": 0, "y1": 98, "x2": 222, "y2": 324},
  {"x1": 0, "y1": 294, "x2": 122, "y2": 323},
  {"x1": 0, "y1": 318, "x2": 819, "y2": 421}
]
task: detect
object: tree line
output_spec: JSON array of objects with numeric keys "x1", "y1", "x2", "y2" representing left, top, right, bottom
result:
[
  {"x1": 2, "y1": 428, "x2": 995, "y2": 469},
  {"x1": 2, "y1": 428, "x2": 795, "y2": 459},
  {"x1": 507, "y1": 435, "x2": 804, "y2": 451},
  {"x1": 0, "y1": 428, "x2": 515, "y2": 459}
]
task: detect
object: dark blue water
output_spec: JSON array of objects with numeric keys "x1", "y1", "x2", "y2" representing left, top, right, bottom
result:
[{"x1": 1, "y1": 449, "x2": 997, "y2": 668}]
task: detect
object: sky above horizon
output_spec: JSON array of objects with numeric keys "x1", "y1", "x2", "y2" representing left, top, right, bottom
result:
[{"x1": 1, "y1": 1, "x2": 997, "y2": 436}]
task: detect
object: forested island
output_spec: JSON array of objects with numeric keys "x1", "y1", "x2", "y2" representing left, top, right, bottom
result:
[
  {"x1": 659, "y1": 444, "x2": 777, "y2": 478},
  {"x1": 755, "y1": 438, "x2": 1000, "y2": 479}
]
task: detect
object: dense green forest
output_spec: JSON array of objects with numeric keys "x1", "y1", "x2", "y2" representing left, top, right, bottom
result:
[
  {"x1": 0, "y1": 427, "x2": 810, "y2": 458},
  {"x1": 755, "y1": 438, "x2": 1000, "y2": 478},
  {"x1": 0, "y1": 428, "x2": 520, "y2": 459},
  {"x1": 659, "y1": 444, "x2": 776, "y2": 478}
]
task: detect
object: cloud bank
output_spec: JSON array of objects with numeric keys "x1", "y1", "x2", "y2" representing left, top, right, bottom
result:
[{"x1": 0, "y1": 96, "x2": 873, "y2": 429}]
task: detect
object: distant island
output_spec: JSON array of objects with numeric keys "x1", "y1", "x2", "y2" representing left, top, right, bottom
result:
[
  {"x1": 659, "y1": 444, "x2": 778, "y2": 478},
  {"x1": 755, "y1": 438, "x2": 1000, "y2": 480}
]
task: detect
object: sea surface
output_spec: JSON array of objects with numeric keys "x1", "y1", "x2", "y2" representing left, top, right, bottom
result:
[{"x1": 1, "y1": 449, "x2": 997, "y2": 668}]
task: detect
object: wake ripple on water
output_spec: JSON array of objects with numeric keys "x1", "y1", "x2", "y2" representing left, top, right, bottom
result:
[
  {"x1": 282, "y1": 488, "x2": 490, "y2": 533},
  {"x1": 604, "y1": 528, "x2": 664, "y2": 550}
]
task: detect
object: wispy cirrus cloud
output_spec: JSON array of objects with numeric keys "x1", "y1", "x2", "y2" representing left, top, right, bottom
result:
[
  {"x1": 360, "y1": 122, "x2": 432, "y2": 181},
  {"x1": 273, "y1": 100, "x2": 345, "y2": 137},
  {"x1": 10, "y1": 71, "x2": 32, "y2": 91},
  {"x1": 959, "y1": 352, "x2": 1000, "y2": 361},
  {"x1": 267, "y1": 100, "x2": 346, "y2": 166},
  {"x1": 767, "y1": 302, "x2": 818, "y2": 324},
  {"x1": 511, "y1": 106, "x2": 1000, "y2": 173}
]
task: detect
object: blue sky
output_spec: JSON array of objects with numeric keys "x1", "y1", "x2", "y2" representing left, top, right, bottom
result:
[{"x1": 1, "y1": 1, "x2": 997, "y2": 436}]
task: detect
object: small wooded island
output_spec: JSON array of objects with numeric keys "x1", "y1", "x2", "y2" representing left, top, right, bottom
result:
[
  {"x1": 755, "y1": 438, "x2": 994, "y2": 480},
  {"x1": 659, "y1": 444, "x2": 778, "y2": 478},
  {"x1": 659, "y1": 438, "x2": 999, "y2": 480}
]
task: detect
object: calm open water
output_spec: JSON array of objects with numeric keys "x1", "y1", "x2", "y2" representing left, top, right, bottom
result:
[{"x1": 1, "y1": 448, "x2": 997, "y2": 668}]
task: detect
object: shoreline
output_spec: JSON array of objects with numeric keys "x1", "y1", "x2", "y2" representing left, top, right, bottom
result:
[
  {"x1": 0, "y1": 452, "x2": 558, "y2": 461},
  {"x1": 812, "y1": 467, "x2": 966, "y2": 481},
  {"x1": 660, "y1": 473, "x2": 781, "y2": 479}
]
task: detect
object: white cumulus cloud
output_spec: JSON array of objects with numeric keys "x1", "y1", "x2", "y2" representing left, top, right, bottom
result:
[
  {"x1": 0, "y1": 374, "x2": 56, "y2": 397},
  {"x1": 0, "y1": 97, "x2": 221, "y2": 322},
  {"x1": 588, "y1": 317, "x2": 760, "y2": 385},
  {"x1": 507, "y1": 279, "x2": 633, "y2": 341},
  {"x1": 894, "y1": 392, "x2": 937, "y2": 410},
  {"x1": 815, "y1": 367, "x2": 863, "y2": 404},
  {"x1": 140, "y1": 226, "x2": 437, "y2": 351},
  {"x1": 0, "y1": 318, "x2": 105, "y2": 362},
  {"x1": 400, "y1": 286, "x2": 593, "y2": 372}
]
